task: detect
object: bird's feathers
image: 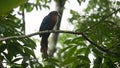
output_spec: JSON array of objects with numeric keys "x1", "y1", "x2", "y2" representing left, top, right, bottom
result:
[{"x1": 39, "y1": 11, "x2": 59, "y2": 59}]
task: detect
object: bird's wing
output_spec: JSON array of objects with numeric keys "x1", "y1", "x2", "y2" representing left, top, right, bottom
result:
[{"x1": 39, "y1": 16, "x2": 51, "y2": 31}]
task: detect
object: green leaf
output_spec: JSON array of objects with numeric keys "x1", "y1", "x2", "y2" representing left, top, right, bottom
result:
[
  {"x1": 59, "y1": 45, "x2": 73, "y2": 53},
  {"x1": 21, "y1": 38, "x2": 36, "y2": 49},
  {"x1": 42, "y1": 5, "x2": 50, "y2": 9},
  {"x1": 11, "y1": 64, "x2": 21, "y2": 68},
  {"x1": 78, "y1": 55, "x2": 90, "y2": 61},
  {"x1": 2, "y1": 52, "x2": 13, "y2": 63},
  {"x1": 11, "y1": 58, "x2": 22, "y2": 63},
  {"x1": 7, "y1": 42, "x2": 24, "y2": 56},
  {"x1": 62, "y1": 46, "x2": 77, "y2": 66},
  {"x1": 0, "y1": 0, "x2": 27, "y2": 15},
  {"x1": 24, "y1": 47, "x2": 36, "y2": 58},
  {"x1": 76, "y1": 48, "x2": 87, "y2": 55},
  {"x1": 71, "y1": 37, "x2": 86, "y2": 45},
  {"x1": 0, "y1": 44, "x2": 7, "y2": 53},
  {"x1": 22, "y1": 56, "x2": 29, "y2": 68},
  {"x1": 117, "y1": 1, "x2": 120, "y2": 5},
  {"x1": 35, "y1": 63, "x2": 43, "y2": 68},
  {"x1": 77, "y1": 0, "x2": 81, "y2": 5},
  {"x1": 25, "y1": 3, "x2": 34, "y2": 12},
  {"x1": 47, "y1": 58, "x2": 59, "y2": 66},
  {"x1": 61, "y1": 56, "x2": 77, "y2": 66},
  {"x1": 93, "y1": 56, "x2": 102, "y2": 68},
  {"x1": 29, "y1": 60, "x2": 34, "y2": 68},
  {"x1": 65, "y1": 46, "x2": 77, "y2": 58},
  {"x1": 0, "y1": 55, "x2": 4, "y2": 61}
]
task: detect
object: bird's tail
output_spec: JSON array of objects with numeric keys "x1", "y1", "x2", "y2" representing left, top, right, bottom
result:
[{"x1": 40, "y1": 37, "x2": 48, "y2": 59}]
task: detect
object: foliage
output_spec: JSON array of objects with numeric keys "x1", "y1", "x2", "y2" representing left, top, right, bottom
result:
[
  {"x1": 0, "y1": 0, "x2": 120, "y2": 68},
  {"x1": 0, "y1": 0, "x2": 27, "y2": 15},
  {"x1": 58, "y1": 0, "x2": 120, "y2": 68},
  {"x1": 0, "y1": 0, "x2": 51, "y2": 67}
]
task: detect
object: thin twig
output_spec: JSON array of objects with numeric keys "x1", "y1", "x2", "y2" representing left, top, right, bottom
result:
[{"x1": 22, "y1": 10, "x2": 26, "y2": 34}]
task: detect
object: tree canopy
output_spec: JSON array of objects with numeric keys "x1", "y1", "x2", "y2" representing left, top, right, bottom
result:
[{"x1": 0, "y1": 0, "x2": 120, "y2": 68}]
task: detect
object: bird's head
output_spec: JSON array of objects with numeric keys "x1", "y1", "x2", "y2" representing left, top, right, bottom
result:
[{"x1": 48, "y1": 11, "x2": 60, "y2": 17}]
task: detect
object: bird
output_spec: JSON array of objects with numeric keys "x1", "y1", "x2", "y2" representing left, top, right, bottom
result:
[{"x1": 39, "y1": 11, "x2": 60, "y2": 59}]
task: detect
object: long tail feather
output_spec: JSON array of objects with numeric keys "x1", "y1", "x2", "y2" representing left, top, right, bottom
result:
[{"x1": 40, "y1": 37, "x2": 48, "y2": 59}]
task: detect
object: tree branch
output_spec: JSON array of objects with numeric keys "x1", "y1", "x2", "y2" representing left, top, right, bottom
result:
[
  {"x1": 0, "y1": 30, "x2": 119, "y2": 56},
  {"x1": 81, "y1": 33, "x2": 120, "y2": 57},
  {"x1": 0, "y1": 30, "x2": 82, "y2": 41}
]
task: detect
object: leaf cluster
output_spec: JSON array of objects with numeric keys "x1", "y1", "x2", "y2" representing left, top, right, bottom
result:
[
  {"x1": 0, "y1": 0, "x2": 52, "y2": 67},
  {"x1": 58, "y1": 0, "x2": 120, "y2": 68}
]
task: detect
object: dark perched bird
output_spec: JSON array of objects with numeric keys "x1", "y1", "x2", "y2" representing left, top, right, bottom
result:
[{"x1": 39, "y1": 11, "x2": 60, "y2": 59}]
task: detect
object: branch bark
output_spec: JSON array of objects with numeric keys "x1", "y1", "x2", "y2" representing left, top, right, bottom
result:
[
  {"x1": 81, "y1": 33, "x2": 120, "y2": 57},
  {"x1": 0, "y1": 30, "x2": 119, "y2": 57},
  {"x1": 0, "y1": 30, "x2": 82, "y2": 41}
]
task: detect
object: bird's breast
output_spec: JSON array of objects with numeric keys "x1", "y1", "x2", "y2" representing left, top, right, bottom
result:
[{"x1": 51, "y1": 15, "x2": 58, "y2": 24}]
